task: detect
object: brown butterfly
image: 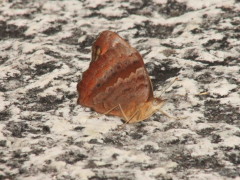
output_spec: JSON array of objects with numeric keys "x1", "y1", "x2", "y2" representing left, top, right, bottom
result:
[{"x1": 77, "y1": 30, "x2": 166, "y2": 123}]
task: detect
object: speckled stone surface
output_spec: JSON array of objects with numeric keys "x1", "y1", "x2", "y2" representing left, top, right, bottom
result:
[{"x1": 0, "y1": 0, "x2": 240, "y2": 180}]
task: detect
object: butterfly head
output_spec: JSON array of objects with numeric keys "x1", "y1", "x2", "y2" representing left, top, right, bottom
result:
[
  {"x1": 152, "y1": 98, "x2": 166, "y2": 109},
  {"x1": 126, "y1": 98, "x2": 166, "y2": 123}
]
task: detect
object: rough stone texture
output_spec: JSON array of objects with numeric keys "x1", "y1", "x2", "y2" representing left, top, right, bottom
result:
[{"x1": 0, "y1": 0, "x2": 239, "y2": 180}]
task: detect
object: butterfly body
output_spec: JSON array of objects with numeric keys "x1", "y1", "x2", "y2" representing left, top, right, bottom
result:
[{"x1": 77, "y1": 30, "x2": 165, "y2": 123}]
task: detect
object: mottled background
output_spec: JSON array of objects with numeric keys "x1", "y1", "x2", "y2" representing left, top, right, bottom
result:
[{"x1": 0, "y1": 0, "x2": 240, "y2": 179}]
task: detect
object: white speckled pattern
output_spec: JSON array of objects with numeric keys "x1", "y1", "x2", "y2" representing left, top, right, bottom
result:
[{"x1": 0, "y1": 0, "x2": 239, "y2": 179}]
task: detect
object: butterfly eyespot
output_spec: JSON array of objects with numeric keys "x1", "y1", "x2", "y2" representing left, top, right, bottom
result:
[
  {"x1": 92, "y1": 46, "x2": 101, "y2": 62},
  {"x1": 96, "y1": 47, "x2": 101, "y2": 55}
]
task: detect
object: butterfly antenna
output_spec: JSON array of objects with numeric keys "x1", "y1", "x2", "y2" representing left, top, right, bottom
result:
[{"x1": 159, "y1": 77, "x2": 179, "y2": 97}]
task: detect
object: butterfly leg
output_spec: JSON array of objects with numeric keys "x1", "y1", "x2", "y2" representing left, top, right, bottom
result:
[
  {"x1": 117, "y1": 105, "x2": 138, "y2": 129},
  {"x1": 124, "y1": 110, "x2": 140, "y2": 124},
  {"x1": 103, "y1": 105, "x2": 119, "y2": 115},
  {"x1": 93, "y1": 104, "x2": 130, "y2": 122},
  {"x1": 158, "y1": 109, "x2": 188, "y2": 120},
  {"x1": 119, "y1": 109, "x2": 142, "y2": 130},
  {"x1": 118, "y1": 104, "x2": 129, "y2": 121},
  {"x1": 158, "y1": 109, "x2": 177, "y2": 119},
  {"x1": 117, "y1": 109, "x2": 140, "y2": 129},
  {"x1": 106, "y1": 104, "x2": 130, "y2": 121},
  {"x1": 92, "y1": 104, "x2": 119, "y2": 118}
]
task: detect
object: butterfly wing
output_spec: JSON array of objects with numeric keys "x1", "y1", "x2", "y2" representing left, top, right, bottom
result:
[{"x1": 77, "y1": 31, "x2": 153, "y2": 118}]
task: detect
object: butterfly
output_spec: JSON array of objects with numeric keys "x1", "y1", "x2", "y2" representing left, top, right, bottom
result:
[{"x1": 77, "y1": 30, "x2": 166, "y2": 123}]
